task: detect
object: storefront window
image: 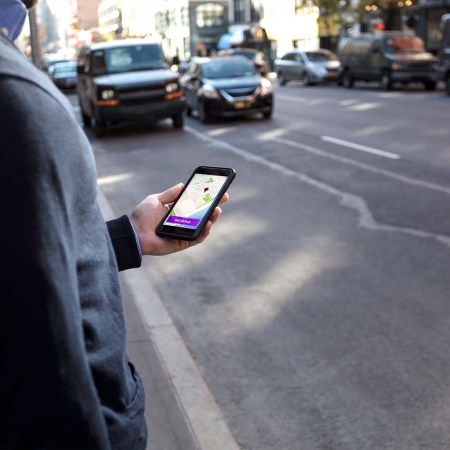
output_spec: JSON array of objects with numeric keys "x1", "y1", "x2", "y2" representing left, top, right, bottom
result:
[{"x1": 196, "y1": 3, "x2": 225, "y2": 28}]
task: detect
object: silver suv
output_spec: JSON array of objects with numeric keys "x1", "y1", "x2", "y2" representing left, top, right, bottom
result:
[{"x1": 274, "y1": 49, "x2": 341, "y2": 86}]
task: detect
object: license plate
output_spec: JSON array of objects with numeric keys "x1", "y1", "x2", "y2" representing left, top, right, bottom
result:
[{"x1": 234, "y1": 101, "x2": 246, "y2": 109}]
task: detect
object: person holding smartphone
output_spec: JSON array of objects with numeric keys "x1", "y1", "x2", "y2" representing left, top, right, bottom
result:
[{"x1": 0, "y1": 2, "x2": 230, "y2": 449}]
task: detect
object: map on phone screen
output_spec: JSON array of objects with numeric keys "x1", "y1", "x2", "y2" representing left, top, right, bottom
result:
[{"x1": 163, "y1": 174, "x2": 228, "y2": 229}]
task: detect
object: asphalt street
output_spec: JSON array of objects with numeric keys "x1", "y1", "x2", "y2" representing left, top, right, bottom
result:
[{"x1": 69, "y1": 80, "x2": 450, "y2": 450}]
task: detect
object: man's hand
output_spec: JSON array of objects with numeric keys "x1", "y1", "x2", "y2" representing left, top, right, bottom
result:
[{"x1": 129, "y1": 183, "x2": 229, "y2": 256}]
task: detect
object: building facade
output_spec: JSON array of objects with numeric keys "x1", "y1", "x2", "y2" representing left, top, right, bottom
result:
[
  {"x1": 154, "y1": 0, "x2": 191, "y2": 60},
  {"x1": 73, "y1": 0, "x2": 102, "y2": 30},
  {"x1": 154, "y1": 0, "x2": 230, "y2": 59},
  {"x1": 97, "y1": 0, "x2": 161, "y2": 39},
  {"x1": 258, "y1": 0, "x2": 320, "y2": 55},
  {"x1": 95, "y1": 0, "x2": 325, "y2": 61}
]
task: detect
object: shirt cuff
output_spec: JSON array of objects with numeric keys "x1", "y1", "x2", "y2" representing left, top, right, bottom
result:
[
  {"x1": 106, "y1": 215, "x2": 142, "y2": 271},
  {"x1": 129, "y1": 221, "x2": 143, "y2": 258}
]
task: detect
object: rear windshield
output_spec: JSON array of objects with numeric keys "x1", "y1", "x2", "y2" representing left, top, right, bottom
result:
[
  {"x1": 385, "y1": 36, "x2": 425, "y2": 53},
  {"x1": 92, "y1": 44, "x2": 165, "y2": 75},
  {"x1": 305, "y1": 51, "x2": 337, "y2": 62},
  {"x1": 202, "y1": 59, "x2": 256, "y2": 79},
  {"x1": 54, "y1": 62, "x2": 76, "y2": 74},
  {"x1": 233, "y1": 50, "x2": 259, "y2": 61}
]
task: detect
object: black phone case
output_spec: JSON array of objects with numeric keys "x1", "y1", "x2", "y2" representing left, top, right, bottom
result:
[{"x1": 155, "y1": 166, "x2": 236, "y2": 241}]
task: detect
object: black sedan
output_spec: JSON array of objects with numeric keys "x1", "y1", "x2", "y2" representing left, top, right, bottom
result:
[
  {"x1": 180, "y1": 56, "x2": 273, "y2": 123},
  {"x1": 49, "y1": 61, "x2": 77, "y2": 89}
]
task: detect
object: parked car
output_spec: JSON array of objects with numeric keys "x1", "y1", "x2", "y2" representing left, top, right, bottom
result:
[
  {"x1": 43, "y1": 54, "x2": 71, "y2": 73},
  {"x1": 216, "y1": 47, "x2": 270, "y2": 76},
  {"x1": 435, "y1": 14, "x2": 450, "y2": 95},
  {"x1": 274, "y1": 49, "x2": 341, "y2": 86},
  {"x1": 49, "y1": 61, "x2": 77, "y2": 89},
  {"x1": 175, "y1": 58, "x2": 191, "y2": 75},
  {"x1": 76, "y1": 39, "x2": 186, "y2": 133},
  {"x1": 180, "y1": 56, "x2": 273, "y2": 123},
  {"x1": 337, "y1": 32, "x2": 436, "y2": 90}
]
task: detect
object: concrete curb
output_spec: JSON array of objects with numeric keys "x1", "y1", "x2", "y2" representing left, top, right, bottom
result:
[{"x1": 97, "y1": 188, "x2": 240, "y2": 450}]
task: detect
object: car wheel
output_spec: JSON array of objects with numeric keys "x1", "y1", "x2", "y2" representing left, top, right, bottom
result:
[
  {"x1": 380, "y1": 71, "x2": 392, "y2": 91},
  {"x1": 342, "y1": 69, "x2": 354, "y2": 88},
  {"x1": 446, "y1": 74, "x2": 450, "y2": 96},
  {"x1": 92, "y1": 116, "x2": 107, "y2": 137},
  {"x1": 172, "y1": 112, "x2": 184, "y2": 129},
  {"x1": 81, "y1": 108, "x2": 91, "y2": 128},
  {"x1": 303, "y1": 72, "x2": 313, "y2": 86},
  {"x1": 262, "y1": 109, "x2": 273, "y2": 120},
  {"x1": 424, "y1": 80, "x2": 436, "y2": 91},
  {"x1": 198, "y1": 102, "x2": 210, "y2": 124},
  {"x1": 186, "y1": 105, "x2": 192, "y2": 117},
  {"x1": 278, "y1": 72, "x2": 287, "y2": 86}
]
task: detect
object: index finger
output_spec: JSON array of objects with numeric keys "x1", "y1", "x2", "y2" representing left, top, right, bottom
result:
[{"x1": 218, "y1": 192, "x2": 229, "y2": 206}]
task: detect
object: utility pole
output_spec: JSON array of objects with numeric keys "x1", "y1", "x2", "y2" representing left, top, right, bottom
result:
[{"x1": 29, "y1": 6, "x2": 43, "y2": 70}]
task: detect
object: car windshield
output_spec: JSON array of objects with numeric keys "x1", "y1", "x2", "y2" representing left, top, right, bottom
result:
[
  {"x1": 305, "y1": 51, "x2": 337, "y2": 62},
  {"x1": 47, "y1": 59, "x2": 69, "y2": 68},
  {"x1": 385, "y1": 36, "x2": 425, "y2": 53},
  {"x1": 234, "y1": 50, "x2": 258, "y2": 61},
  {"x1": 54, "y1": 62, "x2": 76, "y2": 74},
  {"x1": 202, "y1": 59, "x2": 256, "y2": 79},
  {"x1": 92, "y1": 44, "x2": 166, "y2": 75}
]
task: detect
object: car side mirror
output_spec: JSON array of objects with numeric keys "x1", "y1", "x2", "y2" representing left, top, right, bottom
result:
[{"x1": 77, "y1": 63, "x2": 86, "y2": 75}]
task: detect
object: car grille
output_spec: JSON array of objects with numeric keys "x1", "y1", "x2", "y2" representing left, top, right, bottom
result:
[
  {"x1": 117, "y1": 86, "x2": 166, "y2": 104},
  {"x1": 404, "y1": 63, "x2": 434, "y2": 71},
  {"x1": 220, "y1": 86, "x2": 258, "y2": 101}
]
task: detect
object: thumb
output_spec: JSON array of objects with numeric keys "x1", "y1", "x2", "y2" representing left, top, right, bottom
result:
[{"x1": 157, "y1": 183, "x2": 184, "y2": 205}]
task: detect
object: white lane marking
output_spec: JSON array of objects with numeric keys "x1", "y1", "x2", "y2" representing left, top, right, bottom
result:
[
  {"x1": 276, "y1": 136, "x2": 450, "y2": 195},
  {"x1": 321, "y1": 135, "x2": 400, "y2": 160},
  {"x1": 185, "y1": 125, "x2": 450, "y2": 248}
]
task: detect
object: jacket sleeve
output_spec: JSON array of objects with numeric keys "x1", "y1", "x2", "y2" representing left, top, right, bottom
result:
[
  {"x1": 0, "y1": 79, "x2": 111, "y2": 448},
  {"x1": 106, "y1": 215, "x2": 142, "y2": 271}
]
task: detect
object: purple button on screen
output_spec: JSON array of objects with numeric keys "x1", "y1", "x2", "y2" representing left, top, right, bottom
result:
[{"x1": 166, "y1": 216, "x2": 201, "y2": 227}]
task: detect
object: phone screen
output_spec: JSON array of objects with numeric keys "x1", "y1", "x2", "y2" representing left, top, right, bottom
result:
[{"x1": 163, "y1": 173, "x2": 228, "y2": 230}]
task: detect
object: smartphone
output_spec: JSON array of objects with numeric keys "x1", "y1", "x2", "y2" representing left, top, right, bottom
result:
[{"x1": 156, "y1": 166, "x2": 236, "y2": 241}]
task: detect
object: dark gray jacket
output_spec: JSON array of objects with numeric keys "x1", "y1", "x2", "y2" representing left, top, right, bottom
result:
[{"x1": 0, "y1": 33, "x2": 146, "y2": 449}]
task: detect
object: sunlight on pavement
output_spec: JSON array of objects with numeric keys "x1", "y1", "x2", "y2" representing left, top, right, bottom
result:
[
  {"x1": 208, "y1": 127, "x2": 238, "y2": 137},
  {"x1": 97, "y1": 173, "x2": 133, "y2": 186},
  {"x1": 339, "y1": 99, "x2": 360, "y2": 106},
  {"x1": 257, "y1": 127, "x2": 288, "y2": 142},
  {"x1": 354, "y1": 125, "x2": 392, "y2": 138},
  {"x1": 230, "y1": 240, "x2": 340, "y2": 332},
  {"x1": 154, "y1": 211, "x2": 268, "y2": 277},
  {"x1": 348, "y1": 102, "x2": 381, "y2": 112}
]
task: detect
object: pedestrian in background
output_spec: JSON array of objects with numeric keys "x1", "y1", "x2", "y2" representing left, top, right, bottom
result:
[{"x1": 0, "y1": 0, "x2": 228, "y2": 448}]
